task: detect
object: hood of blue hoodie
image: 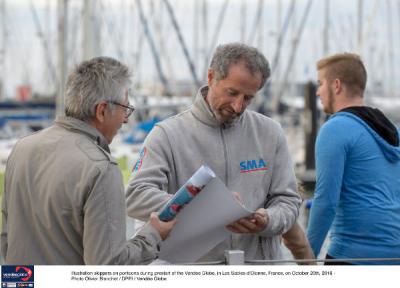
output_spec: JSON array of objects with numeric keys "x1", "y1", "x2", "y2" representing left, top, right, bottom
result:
[{"x1": 333, "y1": 108, "x2": 400, "y2": 163}]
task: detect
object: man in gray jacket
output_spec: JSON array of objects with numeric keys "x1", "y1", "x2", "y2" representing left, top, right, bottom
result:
[
  {"x1": 126, "y1": 43, "x2": 303, "y2": 262},
  {"x1": 1, "y1": 57, "x2": 175, "y2": 264}
]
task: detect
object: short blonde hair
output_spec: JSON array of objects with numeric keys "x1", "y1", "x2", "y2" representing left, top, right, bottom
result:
[{"x1": 317, "y1": 53, "x2": 367, "y2": 97}]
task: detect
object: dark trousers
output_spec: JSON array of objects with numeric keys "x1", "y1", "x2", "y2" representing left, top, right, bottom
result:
[{"x1": 324, "y1": 254, "x2": 354, "y2": 265}]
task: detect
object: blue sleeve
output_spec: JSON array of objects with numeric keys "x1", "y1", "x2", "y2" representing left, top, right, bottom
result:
[{"x1": 306, "y1": 119, "x2": 349, "y2": 257}]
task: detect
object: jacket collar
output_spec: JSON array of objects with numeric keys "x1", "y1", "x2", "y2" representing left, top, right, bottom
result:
[
  {"x1": 55, "y1": 116, "x2": 111, "y2": 153},
  {"x1": 191, "y1": 86, "x2": 243, "y2": 128}
]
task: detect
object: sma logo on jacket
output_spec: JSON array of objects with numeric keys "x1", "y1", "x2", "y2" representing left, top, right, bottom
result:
[
  {"x1": 132, "y1": 147, "x2": 147, "y2": 172},
  {"x1": 240, "y1": 158, "x2": 268, "y2": 173}
]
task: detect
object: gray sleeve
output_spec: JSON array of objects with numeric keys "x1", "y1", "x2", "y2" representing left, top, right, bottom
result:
[
  {"x1": 125, "y1": 126, "x2": 173, "y2": 221},
  {"x1": 82, "y1": 164, "x2": 161, "y2": 265},
  {"x1": 1, "y1": 150, "x2": 14, "y2": 261},
  {"x1": 1, "y1": 181, "x2": 8, "y2": 261},
  {"x1": 260, "y1": 129, "x2": 301, "y2": 237}
]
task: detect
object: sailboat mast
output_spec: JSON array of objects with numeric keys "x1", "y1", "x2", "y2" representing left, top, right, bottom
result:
[
  {"x1": 193, "y1": 0, "x2": 200, "y2": 76},
  {"x1": 137, "y1": 0, "x2": 171, "y2": 95},
  {"x1": 323, "y1": 0, "x2": 330, "y2": 55},
  {"x1": 83, "y1": 0, "x2": 100, "y2": 60},
  {"x1": 0, "y1": 0, "x2": 6, "y2": 100},
  {"x1": 57, "y1": 0, "x2": 68, "y2": 116},
  {"x1": 240, "y1": 0, "x2": 247, "y2": 42},
  {"x1": 386, "y1": 0, "x2": 394, "y2": 96},
  {"x1": 357, "y1": 0, "x2": 363, "y2": 49},
  {"x1": 201, "y1": 0, "x2": 208, "y2": 77},
  {"x1": 162, "y1": 0, "x2": 200, "y2": 88}
]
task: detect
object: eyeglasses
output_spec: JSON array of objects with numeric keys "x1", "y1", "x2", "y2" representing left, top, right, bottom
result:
[{"x1": 109, "y1": 101, "x2": 135, "y2": 118}]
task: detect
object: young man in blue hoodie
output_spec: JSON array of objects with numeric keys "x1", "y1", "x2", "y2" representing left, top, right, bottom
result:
[{"x1": 307, "y1": 53, "x2": 400, "y2": 265}]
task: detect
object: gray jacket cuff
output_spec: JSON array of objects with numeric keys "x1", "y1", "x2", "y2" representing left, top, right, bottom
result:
[
  {"x1": 259, "y1": 207, "x2": 293, "y2": 238},
  {"x1": 137, "y1": 223, "x2": 163, "y2": 251}
]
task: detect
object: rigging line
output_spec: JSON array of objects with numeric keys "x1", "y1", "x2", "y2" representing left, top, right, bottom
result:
[
  {"x1": 262, "y1": 0, "x2": 295, "y2": 101},
  {"x1": 202, "y1": 0, "x2": 230, "y2": 79},
  {"x1": 98, "y1": 0, "x2": 125, "y2": 59},
  {"x1": 247, "y1": 0, "x2": 264, "y2": 45},
  {"x1": 240, "y1": 0, "x2": 247, "y2": 42},
  {"x1": 152, "y1": 0, "x2": 176, "y2": 84},
  {"x1": 274, "y1": 0, "x2": 314, "y2": 112},
  {"x1": 201, "y1": 0, "x2": 208, "y2": 73},
  {"x1": 359, "y1": 0, "x2": 380, "y2": 53},
  {"x1": 193, "y1": 0, "x2": 200, "y2": 73},
  {"x1": 57, "y1": 0, "x2": 68, "y2": 116},
  {"x1": 386, "y1": 0, "x2": 395, "y2": 96},
  {"x1": 131, "y1": 0, "x2": 145, "y2": 88},
  {"x1": 67, "y1": 6, "x2": 82, "y2": 65},
  {"x1": 29, "y1": 0, "x2": 58, "y2": 88},
  {"x1": 162, "y1": 0, "x2": 201, "y2": 88},
  {"x1": 261, "y1": 0, "x2": 295, "y2": 109},
  {"x1": 10, "y1": 5, "x2": 36, "y2": 84},
  {"x1": 136, "y1": 0, "x2": 171, "y2": 96},
  {"x1": 270, "y1": 0, "x2": 295, "y2": 76},
  {"x1": 322, "y1": 0, "x2": 329, "y2": 55},
  {"x1": 357, "y1": 0, "x2": 363, "y2": 50},
  {"x1": 0, "y1": 0, "x2": 7, "y2": 99}
]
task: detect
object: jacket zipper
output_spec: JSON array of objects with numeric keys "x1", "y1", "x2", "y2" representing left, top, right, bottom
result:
[
  {"x1": 220, "y1": 124, "x2": 234, "y2": 249},
  {"x1": 220, "y1": 124, "x2": 229, "y2": 185}
]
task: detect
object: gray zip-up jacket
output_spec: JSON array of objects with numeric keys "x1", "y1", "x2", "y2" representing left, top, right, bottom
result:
[
  {"x1": 1, "y1": 116, "x2": 161, "y2": 264},
  {"x1": 126, "y1": 86, "x2": 301, "y2": 261}
]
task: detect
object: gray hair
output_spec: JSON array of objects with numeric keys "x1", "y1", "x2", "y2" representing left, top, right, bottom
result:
[
  {"x1": 209, "y1": 42, "x2": 270, "y2": 89},
  {"x1": 65, "y1": 56, "x2": 132, "y2": 121}
]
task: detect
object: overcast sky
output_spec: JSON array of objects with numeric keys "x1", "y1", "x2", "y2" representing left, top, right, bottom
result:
[{"x1": 1, "y1": 0, "x2": 399, "y2": 98}]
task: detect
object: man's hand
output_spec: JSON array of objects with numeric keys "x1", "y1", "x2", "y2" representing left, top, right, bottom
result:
[
  {"x1": 149, "y1": 212, "x2": 177, "y2": 240},
  {"x1": 226, "y1": 208, "x2": 268, "y2": 234}
]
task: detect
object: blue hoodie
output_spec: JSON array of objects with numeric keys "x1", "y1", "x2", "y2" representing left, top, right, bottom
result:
[{"x1": 307, "y1": 109, "x2": 400, "y2": 264}]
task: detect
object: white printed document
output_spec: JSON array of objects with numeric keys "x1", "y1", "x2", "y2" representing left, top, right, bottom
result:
[{"x1": 159, "y1": 177, "x2": 254, "y2": 264}]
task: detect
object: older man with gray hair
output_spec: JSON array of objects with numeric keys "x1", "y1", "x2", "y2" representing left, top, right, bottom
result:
[
  {"x1": 1, "y1": 56, "x2": 175, "y2": 265},
  {"x1": 126, "y1": 43, "x2": 304, "y2": 262}
]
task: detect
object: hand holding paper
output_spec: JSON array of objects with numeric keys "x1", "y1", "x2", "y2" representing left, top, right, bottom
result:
[
  {"x1": 149, "y1": 212, "x2": 177, "y2": 240},
  {"x1": 159, "y1": 168, "x2": 254, "y2": 264},
  {"x1": 226, "y1": 208, "x2": 268, "y2": 234}
]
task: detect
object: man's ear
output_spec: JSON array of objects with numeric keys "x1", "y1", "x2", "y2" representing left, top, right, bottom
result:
[
  {"x1": 333, "y1": 78, "x2": 342, "y2": 95},
  {"x1": 95, "y1": 101, "x2": 108, "y2": 123},
  {"x1": 207, "y1": 69, "x2": 214, "y2": 86}
]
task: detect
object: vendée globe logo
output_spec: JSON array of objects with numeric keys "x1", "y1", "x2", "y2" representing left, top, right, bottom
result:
[{"x1": 1, "y1": 266, "x2": 34, "y2": 286}]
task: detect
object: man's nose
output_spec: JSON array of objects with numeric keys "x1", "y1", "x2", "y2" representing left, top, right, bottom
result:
[
  {"x1": 232, "y1": 96, "x2": 244, "y2": 113},
  {"x1": 316, "y1": 87, "x2": 321, "y2": 97}
]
